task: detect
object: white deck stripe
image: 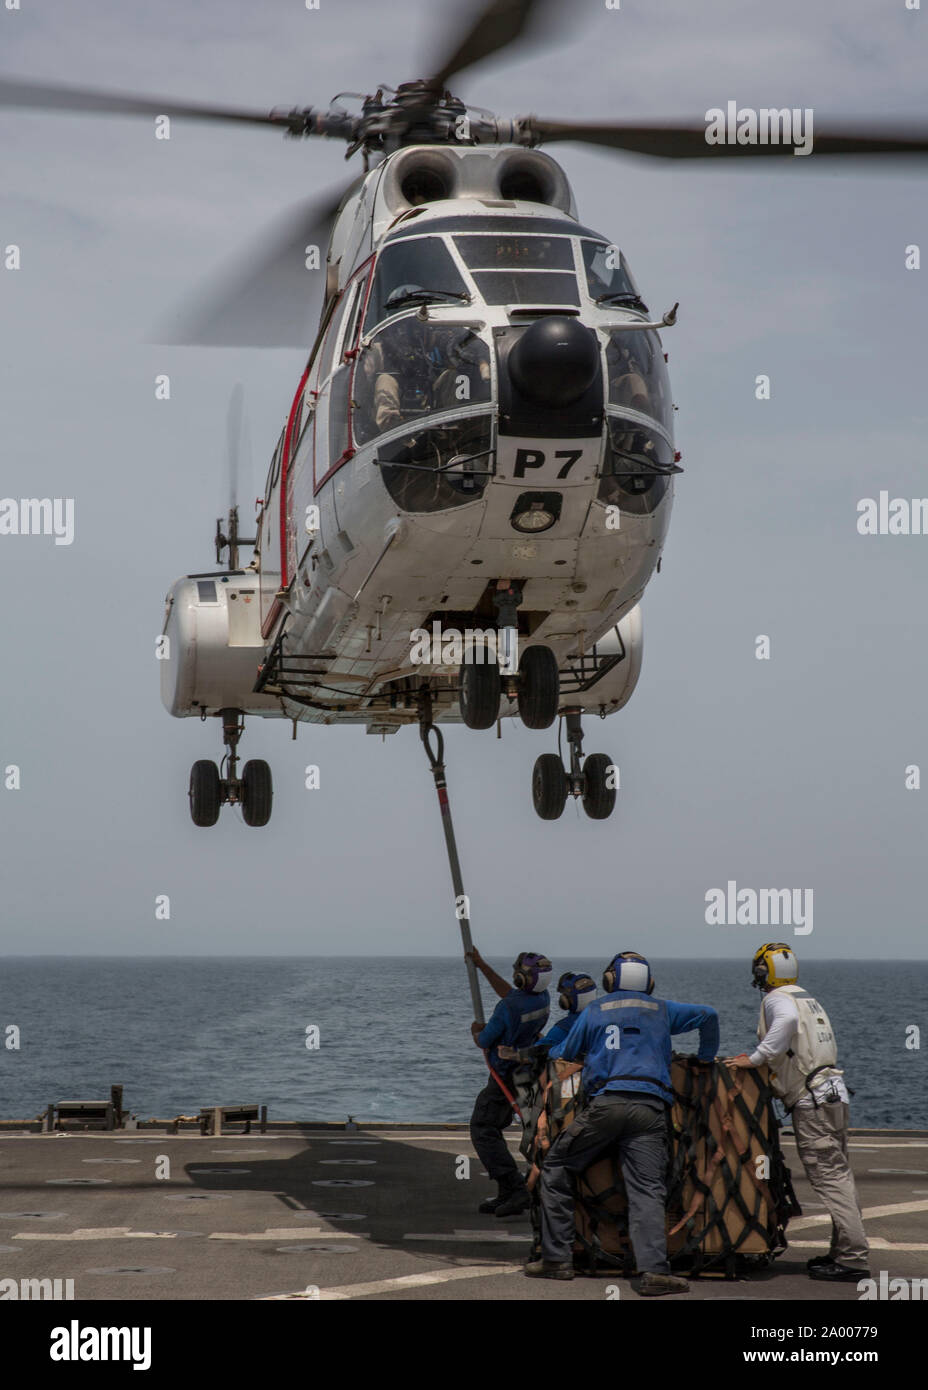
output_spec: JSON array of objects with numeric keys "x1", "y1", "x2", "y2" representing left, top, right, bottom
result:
[
  {"x1": 403, "y1": 1230, "x2": 531, "y2": 1243},
  {"x1": 18, "y1": 1226, "x2": 364, "y2": 1242},
  {"x1": 790, "y1": 1238, "x2": 928, "y2": 1252},
  {"x1": 318, "y1": 1263, "x2": 523, "y2": 1300},
  {"x1": 788, "y1": 1198, "x2": 928, "y2": 1231},
  {"x1": 209, "y1": 1228, "x2": 364, "y2": 1241},
  {"x1": 18, "y1": 1227, "x2": 190, "y2": 1241}
]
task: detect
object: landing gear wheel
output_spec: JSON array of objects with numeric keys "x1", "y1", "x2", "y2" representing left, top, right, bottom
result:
[
  {"x1": 532, "y1": 753, "x2": 568, "y2": 820},
  {"x1": 189, "y1": 760, "x2": 221, "y2": 827},
  {"x1": 517, "y1": 645, "x2": 560, "y2": 730},
  {"x1": 459, "y1": 657, "x2": 501, "y2": 730},
  {"x1": 242, "y1": 759, "x2": 273, "y2": 827},
  {"x1": 582, "y1": 753, "x2": 616, "y2": 821}
]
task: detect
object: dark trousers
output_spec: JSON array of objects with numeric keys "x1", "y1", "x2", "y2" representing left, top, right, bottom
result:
[
  {"x1": 470, "y1": 1077, "x2": 523, "y2": 1192},
  {"x1": 539, "y1": 1091, "x2": 670, "y2": 1271}
]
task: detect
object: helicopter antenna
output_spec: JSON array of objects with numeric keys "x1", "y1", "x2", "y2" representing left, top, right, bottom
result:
[{"x1": 215, "y1": 383, "x2": 256, "y2": 571}]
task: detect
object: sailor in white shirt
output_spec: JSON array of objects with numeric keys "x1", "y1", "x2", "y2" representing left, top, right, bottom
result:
[{"x1": 725, "y1": 943, "x2": 870, "y2": 1282}]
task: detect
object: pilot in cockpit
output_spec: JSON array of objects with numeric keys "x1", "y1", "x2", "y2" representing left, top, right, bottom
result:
[
  {"x1": 356, "y1": 297, "x2": 489, "y2": 438},
  {"x1": 608, "y1": 340, "x2": 652, "y2": 415}
]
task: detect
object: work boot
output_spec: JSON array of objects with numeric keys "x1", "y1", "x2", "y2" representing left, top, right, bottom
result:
[
  {"x1": 809, "y1": 1261, "x2": 871, "y2": 1283},
  {"x1": 806, "y1": 1254, "x2": 834, "y2": 1270},
  {"x1": 631, "y1": 1272, "x2": 690, "y2": 1297},
  {"x1": 478, "y1": 1193, "x2": 503, "y2": 1214},
  {"x1": 494, "y1": 1187, "x2": 531, "y2": 1218},
  {"x1": 523, "y1": 1258, "x2": 574, "y2": 1280}
]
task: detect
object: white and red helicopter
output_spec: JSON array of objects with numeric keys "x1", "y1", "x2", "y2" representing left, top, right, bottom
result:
[{"x1": 4, "y1": 0, "x2": 925, "y2": 830}]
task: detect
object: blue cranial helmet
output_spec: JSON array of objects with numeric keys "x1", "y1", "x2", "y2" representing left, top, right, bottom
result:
[
  {"x1": 557, "y1": 972, "x2": 597, "y2": 1013},
  {"x1": 513, "y1": 952, "x2": 553, "y2": 994},
  {"x1": 603, "y1": 952, "x2": 654, "y2": 995}
]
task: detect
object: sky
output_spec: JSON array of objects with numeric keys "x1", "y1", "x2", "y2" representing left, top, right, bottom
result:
[{"x1": 0, "y1": 0, "x2": 926, "y2": 959}]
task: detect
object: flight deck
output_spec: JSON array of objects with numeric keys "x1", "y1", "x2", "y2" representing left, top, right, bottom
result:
[{"x1": 1, "y1": 1122, "x2": 925, "y2": 1301}]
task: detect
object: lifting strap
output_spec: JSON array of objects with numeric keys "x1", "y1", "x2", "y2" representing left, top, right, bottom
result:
[
  {"x1": 419, "y1": 711, "x2": 484, "y2": 1027},
  {"x1": 419, "y1": 708, "x2": 527, "y2": 1119}
]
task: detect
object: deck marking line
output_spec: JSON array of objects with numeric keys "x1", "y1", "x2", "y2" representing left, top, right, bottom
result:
[
  {"x1": 788, "y1": 1198, "x2": 928, "y2": 1231},
  {"x1": 209, "y1": 1228, "x2": 364, "y2": 1241},
  {"x1": 17, "y1": 1227, "x2": 185, "y2": 1241},
  {"x1": 789, "y1": 1239, "x2": 928, "y2": 1252},
  {"x1": 403, "y1": 1230, "x2": 532, "y2": 1243},
  {"x1": 317, "y1": 1262, "x2": 524, "y2": 1300}
]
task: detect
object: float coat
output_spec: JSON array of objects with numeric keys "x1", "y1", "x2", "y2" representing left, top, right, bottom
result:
[{"x1": 756, "y1": 984, "x2": 841, "y2": 1111}]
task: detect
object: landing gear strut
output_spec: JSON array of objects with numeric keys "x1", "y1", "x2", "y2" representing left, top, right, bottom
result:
[
  {"x1": 188, "y1": 708, "x2": 273, "y2": 828},
  {"x1": 531, "y1": 710, "x2": 617, "y2": 821},
  {"x1": 458, "y1": 581, "x2": 560, "y2": 731}
]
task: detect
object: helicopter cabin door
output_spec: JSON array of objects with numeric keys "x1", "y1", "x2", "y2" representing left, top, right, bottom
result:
[
  {"x1": 258, "y1": 427, "x2": 285, "y2": 635},
  {"x1": 312, "y1": 265, "x2": 369, "y2": 494}
]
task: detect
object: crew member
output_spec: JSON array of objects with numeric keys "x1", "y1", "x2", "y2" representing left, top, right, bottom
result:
[
  {"x1": 725, "y1": 943, "x2": 870, "y2": 1282},
  {"x1": 526, "y1": 951, "x2": 718, "y2": 1292},
  {"x1": 539, "y1": 972, "x2": 597, "y2": 1050},
  {"x1": 468, "y1": 947, "x2": 551, "y2": 1217},
  {"x1": 607, "y1": 339, "x2": 651, "y2": 414}
]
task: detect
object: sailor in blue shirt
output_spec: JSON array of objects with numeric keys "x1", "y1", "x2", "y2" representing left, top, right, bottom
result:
[
  {"x1": 525, "y1": 951, "x2": 719, "y2": 1294},
  {"x1": 468, "y1": 947, "x2": 552, "y2": 1218},
  {"x1": 538, "y1": 972, "x2": 598, "y2": 1051}
]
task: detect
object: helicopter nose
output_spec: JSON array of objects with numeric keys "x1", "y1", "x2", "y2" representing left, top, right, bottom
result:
[{"x1": 508, "y1": 316, "x2": 600, "y2": 408}]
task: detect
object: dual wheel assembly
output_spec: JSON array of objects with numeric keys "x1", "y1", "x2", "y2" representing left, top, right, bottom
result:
[
  {"x1": 458, "y1": 640, "x2": 617, "y2": 822},
  {"x1": 188, "y1": 709, "x2": 273, "y2": 828},
  {"x1": 533, "y1": 748, "x2": 616, "y2": 821},
  {"x1": 459, "y1": 642, "x2": 560, "y2": 732},
  {"x1": 533, "y1": 706, "x2": 617, "y2": 821}
]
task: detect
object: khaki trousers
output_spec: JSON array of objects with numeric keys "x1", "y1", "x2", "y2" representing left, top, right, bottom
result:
[{"x1": 793, "y1": 1100, "x2": 869, "y2": 1269}]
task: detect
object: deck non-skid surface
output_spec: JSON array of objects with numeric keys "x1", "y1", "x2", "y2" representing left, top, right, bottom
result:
[{"x1": 0, "y1": 1128, "x2": 926, "y2": 1301}]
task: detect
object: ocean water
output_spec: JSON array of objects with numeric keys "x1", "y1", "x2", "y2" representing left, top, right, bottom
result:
[{"x1": 0, "y1": 958, "x2": 924, "y2": 1127}]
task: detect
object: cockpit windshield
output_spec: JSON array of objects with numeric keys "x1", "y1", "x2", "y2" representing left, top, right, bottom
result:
[
  {"x1": 353, "y1": 318, "x2": 491, "y2": 446},
  {"x1": 582, "y1": 240, "x2": 645, "y2": 308},
  {"x1": 454, "y1": 233, "x2": 579, "y2": 306},
  {"x1": 454, "y1": 235, "x2": 574, "y2": 270},
  {"x1": 364, "y1": 238, "x2": 469, "y2": 332}
]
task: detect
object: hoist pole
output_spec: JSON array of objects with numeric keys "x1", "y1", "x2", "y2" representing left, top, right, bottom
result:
[{"x1": 419, "y1": 701, "x2": 485, "y2": 1028}]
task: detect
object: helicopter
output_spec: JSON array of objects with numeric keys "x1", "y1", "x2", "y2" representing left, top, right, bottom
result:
[{"x1": 3, "y1": 0, "x2": 926, "y2": 830}]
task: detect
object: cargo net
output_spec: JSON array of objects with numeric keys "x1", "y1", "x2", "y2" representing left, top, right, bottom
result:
[{"x1": 515, "y1": 1053, "x2": 801, "y2": 1278}]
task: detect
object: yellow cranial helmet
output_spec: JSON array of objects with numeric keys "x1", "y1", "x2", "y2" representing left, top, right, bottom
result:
[{"x1": 751, "y1": 942, "x2": 798, "y2": 990}]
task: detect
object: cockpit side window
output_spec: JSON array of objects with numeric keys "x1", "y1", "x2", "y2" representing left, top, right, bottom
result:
[
  {"x1": 363, "y1": 238, "x2": 469, "y2": 333},
  {"x1": 582, "y1": 240, "x2": 644, "y2": 308},
  {"x1": 605, "y1": 329, "x2": 673, "y2": 434},
  {"x1": 317, "y1": 288, "x2": 353, "y2": 385}
]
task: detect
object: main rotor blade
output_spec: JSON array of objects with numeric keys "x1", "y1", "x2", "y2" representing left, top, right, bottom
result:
[
  {"x1": 0, "y1": 75, "x2": 295, "y2": 129},
  {"x1": 428, "y1": 0, "x2": 555, "y2": 91},
  {"x1": 155, "y1": 181, "x2": 356, "y2": 348},
  {"x1": 528, "y1": 118, "x2": 928, "y2": 159}
]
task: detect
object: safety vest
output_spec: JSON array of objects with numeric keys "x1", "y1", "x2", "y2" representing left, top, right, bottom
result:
[{"x1": 757, "y1": 984, "x2": 841, "y2": 1110}]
